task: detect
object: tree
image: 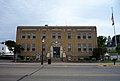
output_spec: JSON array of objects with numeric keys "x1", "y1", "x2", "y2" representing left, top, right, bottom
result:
[
  {"x1": 116, "y1": 44, "x2": 120, "y2": 54},
  {"x1": 112, "y1": 35, "x2": 120, "y2": 46},
  {"x1": 5, "y1": 40, "x2": 24, "y2": 61},
  {"x1": 93, "y1": 36, "x2": 107, "y2": 60},
  {"x1": 5, "y1": 40, "x2": 24, "y2": 53},
  {"x1": 97, "y1": 36, "x2": 107, "y2": 47},
  {"x1": 93, "y1": 47, "x2": 107, "y2": 60}
]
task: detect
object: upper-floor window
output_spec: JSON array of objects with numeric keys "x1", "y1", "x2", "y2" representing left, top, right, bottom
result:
[
  {"x1": 68, "y1": 33, "x2": 71, "y2": 39},
  {"x1": 83, "y1": 33, "x2": 86, "y2": 39},
  {"x1": 58, "y1": 33, "x2": 61, "y2": 39},
  {"x1": 42, "y1": 33, "x2": 46, "y2": 39},
  {"x1": 78, "y1": 44, "x2": 81, "y2": 52},
  {"x1": 68, "y1": 44, "x2": 71, "y2": 51},
  {"x1": 32, "y1": 44, "x2": 35, "y2": 51},
  {"x1": 27, "y1": 33, "x2": 31, "y2": 39},
  {"x1": 32, "y1": 33, "x2": 36, "y2": 39},
  {"x1": 88, "y1": 33, "x2": 92, "y2": 39},
  {"x1": 52, "y1": 33, "x2": 56, "y2": 39},
  {"x1": 77, "y1": 33, "x2": 81, "y2": 39},
  {"x1": 22, "y1": 33, "x2": 25, "y2": 39}
]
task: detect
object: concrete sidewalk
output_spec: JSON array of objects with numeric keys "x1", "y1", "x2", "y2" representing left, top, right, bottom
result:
[
  {"x1": 47, "y1": 62, "x2": 120, "y2": 67},
  {"x1": 0, "y1": 62, "x2": 120, "y2": 67},
  {"x1": 0, "y1": 59, "x2": 120, "y2": 67}
]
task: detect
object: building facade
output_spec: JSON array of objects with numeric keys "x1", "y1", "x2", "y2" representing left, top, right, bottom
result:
[{"x1": 16, "y1": 26, "x2": 97, "y2": 62}]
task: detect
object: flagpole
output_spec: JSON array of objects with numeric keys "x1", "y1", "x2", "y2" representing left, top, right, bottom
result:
[
  {"x1": 111, "y1": 7, "x2": 117, "y2": 47},
  {"x1": 113, "y1": 25, "x2": 117, "y2": 47}
]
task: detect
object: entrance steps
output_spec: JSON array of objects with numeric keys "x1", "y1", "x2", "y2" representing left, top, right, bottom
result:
[{"x1": 52, "y1": 58, "x2": 61, "y2": 62}]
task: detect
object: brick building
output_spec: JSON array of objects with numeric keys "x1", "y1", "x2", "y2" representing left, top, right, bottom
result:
[{"x1": 16, "y1": 26, "x2": 97, "y2": 62}]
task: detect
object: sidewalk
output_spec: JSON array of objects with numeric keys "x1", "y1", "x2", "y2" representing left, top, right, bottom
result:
[
  {"x1": 0, "y1": 59, "x2": 120, "y2": 67},
  {"x1": 48, "y1": 62, "x2": 120, "y2": 67}
]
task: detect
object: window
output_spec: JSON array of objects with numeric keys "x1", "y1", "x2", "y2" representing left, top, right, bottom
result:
[
  {"x1": 78, "y1": 44, "x2": 81, "y2": 51},
  {"x1": 27, "y1": 33, "x2": 31, "y2": 39},
  {"x1": 88, "y1": 33, "x2": 92, "y2": 39},
  {"x1": 58, "y1": 33, "x2": 61, "y2": 39},
  {"x1": 21, "y1": 44, "x2": 25, "y2": 51},
  {"x1": 77, "y1": 33, "x2": 81, "y2": 39},
  {"x1": 42, "y1": 33, "x2": 46, "y2": 39},
  {"x1": 83, "y1": 33, "x2": 86, "y2": 39},
  {"x1": 88, "y1": 43, "x2": 92, "y2": 51},
  {"x1": 32, "y1": 44, "x2": 35, "y2": 51},
  {"x1": 22, "y1": 33, "x2": 25, "y2": 39},
  {"x1": 32, "y1": 33, "x2": 36, "y2": 39},
  {"x1": 2, "y1": 47, "x2": 4, "y2": 50},
  {"x1": 68, "y1": 44, "x2": 71, "y2": 51},
  {"x1": 52, "y1": 33, "x2": 56, "y2": 39},
  {"x1": 68, "y1": 33, "x2": 71, "y2": 39},
  {"x1": 42, "y1": 44, "x2": 45, "y2": 51},
  {"x1": 83, "y1": 44, "x2": 87, "y2": 51},
  {"x1": 27, "y1": 44, "x2": 30, "y2": 51}
]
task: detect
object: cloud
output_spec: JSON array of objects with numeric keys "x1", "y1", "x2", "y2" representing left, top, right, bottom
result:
[{"x1": 0, "y1": 0, "x2": 120, "y2": 42}]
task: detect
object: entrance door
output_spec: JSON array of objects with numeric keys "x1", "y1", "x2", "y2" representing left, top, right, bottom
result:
[{"x1": 53, "y1": 47, "x2": 60, "y2": 58}]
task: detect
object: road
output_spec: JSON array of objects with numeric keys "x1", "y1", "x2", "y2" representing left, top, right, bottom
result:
[{"x1": 0, "y1": 63, "x2": 120, "y2": 81}]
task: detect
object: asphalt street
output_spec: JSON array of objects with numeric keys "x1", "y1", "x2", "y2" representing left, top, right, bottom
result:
[{"x1": 0, "y1": 62, "x2": 120, "y2": 81}]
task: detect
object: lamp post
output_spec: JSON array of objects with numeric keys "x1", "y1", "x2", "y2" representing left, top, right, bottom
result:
[
  {"x1": 41, "y1": 38, "x2": 44, "y2": 65},
  {"x1": 12, "y1": 47, "x2": 16, "y2": 62}
]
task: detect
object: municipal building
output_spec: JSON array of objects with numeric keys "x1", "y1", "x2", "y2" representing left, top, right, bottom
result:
[{"x1": 16, "y1": 26, "x2": 97, "y2": 62}]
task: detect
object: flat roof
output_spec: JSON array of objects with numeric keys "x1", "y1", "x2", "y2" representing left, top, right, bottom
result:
[{"x1": 17, "y1": 26, "x2": 96, "y2": 29}]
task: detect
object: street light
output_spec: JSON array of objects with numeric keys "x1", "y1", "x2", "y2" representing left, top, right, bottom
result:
[
  {"x1": 41, "y1": 38, "x2": 44, "y2": 65},
  {"x1": 12, "y1": 47, "x2": 16, "y2": 62}
]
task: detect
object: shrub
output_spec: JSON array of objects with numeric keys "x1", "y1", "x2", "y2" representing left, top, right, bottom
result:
[
  {"x1": 92, "y1": 58, "x2": 96, "y2": 61},
  {"x1": 80, "y1": 58, "x2": 84, "y2": 61},
  {"x1": 17, "y1": 57, "x2": 21, "y2": 61},
  {"x1": 30, "y1": 57, "x2": 34, "y2": 61}
]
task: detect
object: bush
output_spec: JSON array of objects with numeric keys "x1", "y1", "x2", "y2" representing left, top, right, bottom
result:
[
  {"x1": 17, "y1": 57, "x2": 21, "y2": 61},
  {"x1": 91, "y1": 58, "x2": 96, "y2": 61},
  {"x1": 30, "y1": 57, "x2": 34, "y2": 61},
  {"x1": 24, "y1": 57, "x2": 27, "y2": 61},
  {"x1": 80, "y1": 58, "x2": 84, "y2": 61}
]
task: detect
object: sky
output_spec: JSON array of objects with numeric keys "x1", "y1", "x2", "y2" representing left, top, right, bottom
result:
[{"x1": 0, "y1": 0, "x2": 120, "y2": 42}]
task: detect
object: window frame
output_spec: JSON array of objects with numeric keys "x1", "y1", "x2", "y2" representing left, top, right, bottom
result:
[
  {"x1": 88, "y1": 43, "x2": 92, "y2": 51},
  {"x1": 42, "y1": 33, "x2": 46, "y2": 39},
  {"x1": 32, "y1": 44, "x2": 36, "y2": 51},
  {"x1": 78, "y1": 44, "x2": 81, "y2": 52},
  {"x1": 58, "y1": 33, "x2": 61, "y2": 39},
  {"x1": 88, "y1": 32, "x2": 92, "y2": 39},
  {"x1": 68, "y1": 44, "x2": 71, "y2": 51},
  {"x1": 27, "y1": 33, "x2": 31, "y2": 39},
  {"x1": 77, "y1": 32, "x2": 81, "y2": 39},
  {"x1": 27, "y1": 44, "x2": 30, "y2": 51},
  {"x1": 83, "y1": 44, "x2": 87, "y2": 51},
  {"x1": 32, "y1": 33, "x2": 36, "y2": 39},
  {"x1": 68, "y1": 33, "x2": 71, "y2": 39},
  {"x1": 83, "y1": 33, "x2": 86, "y2": 39},
  {"x1": 22, "y1": 33, "x2": 25, "y2": 39}
]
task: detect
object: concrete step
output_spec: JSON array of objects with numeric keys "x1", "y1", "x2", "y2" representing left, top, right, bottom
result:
[{"x1": 52, "y1": 58, "x2": 61, "y2": 62}]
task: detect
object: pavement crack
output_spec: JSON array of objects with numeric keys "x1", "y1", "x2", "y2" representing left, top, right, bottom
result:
[{"x1": 16, "y1": 66, "x2": 44, "y2": 81}]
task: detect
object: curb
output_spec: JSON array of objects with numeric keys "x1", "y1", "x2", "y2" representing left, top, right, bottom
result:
[{"x1": 98, "y1": 64, "x2": 120, "y2": 67}]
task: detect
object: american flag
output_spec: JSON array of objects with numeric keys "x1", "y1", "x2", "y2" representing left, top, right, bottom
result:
[{"x1": 111, "y1": 12, "x2": 114, "y2": 26}]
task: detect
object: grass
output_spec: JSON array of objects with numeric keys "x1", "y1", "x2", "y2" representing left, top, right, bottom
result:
[{"x1": 101, "y1": 60, "x2": 120, "y2": 63}]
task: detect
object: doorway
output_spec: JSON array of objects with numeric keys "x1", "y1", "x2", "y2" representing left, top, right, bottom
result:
[{"x1": 53, "y1": 47, "x2": 60, "y2": 58}]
